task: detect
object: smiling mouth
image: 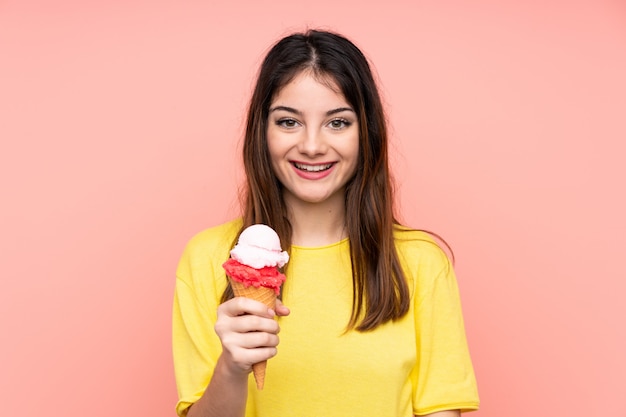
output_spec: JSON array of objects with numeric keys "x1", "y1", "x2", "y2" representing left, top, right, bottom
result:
[{"x1": 293, "y1": 162, "x2": 334, "y2": 172}]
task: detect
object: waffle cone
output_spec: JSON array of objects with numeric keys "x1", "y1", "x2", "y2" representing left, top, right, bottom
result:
[{"x1": 229, "y1": 279, "x2": 277, "y2": 390}]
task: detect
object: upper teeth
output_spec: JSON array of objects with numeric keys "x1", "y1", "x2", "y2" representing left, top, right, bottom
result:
[{"x1": 295, "y1": 163, "x2": 332, "y2": 172}]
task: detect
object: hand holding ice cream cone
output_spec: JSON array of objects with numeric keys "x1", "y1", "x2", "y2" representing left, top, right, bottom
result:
[{"x1": 222, "y1": 224, "x2": 289, "y2": 389}]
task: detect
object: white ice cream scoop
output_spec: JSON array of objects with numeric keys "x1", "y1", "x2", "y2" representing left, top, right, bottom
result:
[{"x1": 230, "y1": 224, "x2": 289, "y2": 269}]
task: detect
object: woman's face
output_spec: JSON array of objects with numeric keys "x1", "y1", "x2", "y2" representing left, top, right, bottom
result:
[{"x1": 266, "y1": 71, "x2": 359, "y2": 208}]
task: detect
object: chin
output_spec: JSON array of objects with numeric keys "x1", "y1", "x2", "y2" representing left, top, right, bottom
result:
[
  {"x1": 299, "y1": 196, "x2": 333, "y2": 205},
  {"x1": 297, "y1": 190, "x2": 344, "y2": 206}
]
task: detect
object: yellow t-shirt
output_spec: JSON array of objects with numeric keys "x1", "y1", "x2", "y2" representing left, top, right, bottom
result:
[{"x1": 173, "y1": 219, "x2": 479, "y2": 416}]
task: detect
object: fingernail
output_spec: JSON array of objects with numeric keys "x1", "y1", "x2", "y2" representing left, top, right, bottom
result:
[{"x1": 268, "y1": 308, "x2": 275, "y2": 316}]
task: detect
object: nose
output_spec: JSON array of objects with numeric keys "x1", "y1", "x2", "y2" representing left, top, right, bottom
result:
[{"x1": 297, "y1": 127, "x2": 327, "y2": 156}]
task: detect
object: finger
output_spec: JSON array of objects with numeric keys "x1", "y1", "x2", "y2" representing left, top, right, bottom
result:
[
  {"x1": 228, "y1": 346, "x2": 278, "y2": 368},
  {"x1": 219, "y1": 296, "x2": 276, "y2": 318},
  {"x1": 227, "y1": 314, "x2": 280, "y2": 334},
  {"x1": 234, "y1": 331, "x2": 280, "y2": 350},
  {"x1": 274, "y1": 298, "x2": 291, "y2": 317}
]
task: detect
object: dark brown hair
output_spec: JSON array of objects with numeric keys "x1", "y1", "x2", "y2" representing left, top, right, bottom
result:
[{"x1": 222, "y1": 29, "x2": 410, "y2": 331}]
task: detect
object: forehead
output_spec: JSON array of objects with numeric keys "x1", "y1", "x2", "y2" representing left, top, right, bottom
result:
[{"x1": 271, "y1": 71, "x2": 348, "y2": 107}]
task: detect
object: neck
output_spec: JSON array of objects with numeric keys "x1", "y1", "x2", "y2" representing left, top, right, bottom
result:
[{"x1": 284, "y1": 191, "x2": 347, "y2": 247}]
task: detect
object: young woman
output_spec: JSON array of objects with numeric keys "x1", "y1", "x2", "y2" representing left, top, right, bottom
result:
[{"x1": 173, "y1": 30, "x2": 479, "y2": 417}]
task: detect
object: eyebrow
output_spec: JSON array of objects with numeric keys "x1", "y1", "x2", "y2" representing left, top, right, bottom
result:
[{"x1": 269, "y1": 105, "x2": 355, "y2": 116}]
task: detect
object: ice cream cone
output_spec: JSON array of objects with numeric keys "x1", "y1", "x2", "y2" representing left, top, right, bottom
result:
[
  {"x1": 222, "y1": 224, "x2": 288, "y2": 390},
  {"x1": 230, "y1": 279, "x2": 277, "y2": 390}
]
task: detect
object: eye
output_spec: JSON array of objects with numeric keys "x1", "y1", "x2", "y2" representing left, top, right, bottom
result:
[
  {"x1": 328, "y1": 118, "x2": 352, "y2": 130},
  {"x1": 276, "y1": 118, "x2": 300, "y2": 128}
]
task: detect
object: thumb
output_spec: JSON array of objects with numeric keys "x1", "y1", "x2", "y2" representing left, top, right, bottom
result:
[{"x1": 274, "y1": 298, "x2": 290, "y2": 317}]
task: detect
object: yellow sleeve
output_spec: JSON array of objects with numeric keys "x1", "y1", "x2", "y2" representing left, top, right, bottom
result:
[
  {"x1": 411, "y1": 255, "x2": 480, "y2": 415},
  {"x1": 172, "y1": 224, "x2": 235, "y2": 416}
]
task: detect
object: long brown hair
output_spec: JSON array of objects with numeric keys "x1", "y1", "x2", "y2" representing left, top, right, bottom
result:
[{"x1": 222, "y1": 30, "x2": 409, "y2": 331}]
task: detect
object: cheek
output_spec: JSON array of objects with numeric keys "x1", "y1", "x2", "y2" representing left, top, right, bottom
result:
[
  {"x1": 347, "y1": 144, "x2": 360, "y2": 176},
  {"x1": 346, "y1": 134, "x2": 360, "y2": 165},
  {"x1": 266, "y1": 136, "x2": 277, "y2": 154},
  {"x1": 266, "y1": 139, "x2": 284, "y2": 175}
]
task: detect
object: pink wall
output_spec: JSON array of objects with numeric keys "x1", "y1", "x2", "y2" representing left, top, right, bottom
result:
[{"x1": 1, "y1": 1, "x2": 625, "y2": 416}]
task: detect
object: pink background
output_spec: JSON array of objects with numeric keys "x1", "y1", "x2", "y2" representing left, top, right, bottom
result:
[{"x1": 1, "y1": 1, "x2": 625, "y2": 416}]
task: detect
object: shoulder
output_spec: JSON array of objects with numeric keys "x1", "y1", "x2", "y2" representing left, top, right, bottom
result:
[
  {"x1": 184, "y1": 218, "x2": 242, "y2": 257},
  {"x1": 393, "y1": 225, "x2": 454, "y2": 289},
  {"x1": 177, "y1": 218, "x2": 242, "y2": 280},
  {"x1": 393, "y1": 225, "x2": 451, "y2": 267}
]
